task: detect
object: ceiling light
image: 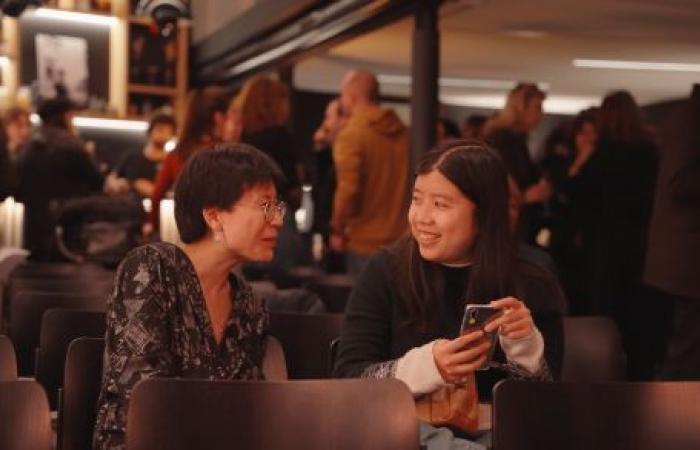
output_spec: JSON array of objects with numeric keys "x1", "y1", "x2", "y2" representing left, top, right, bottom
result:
[
  {"x1": 440, "y1": 93, "x2": 598, "y2": 115},
  {"x1": 28, "y1": 7, "x2": 118, "y2": 26},
  {"x1": 573, "y1": 59, "x2": 700, "y2": 73},
  {"x1": 378, "y1": 74, "x2": 549, "y2": 91}
]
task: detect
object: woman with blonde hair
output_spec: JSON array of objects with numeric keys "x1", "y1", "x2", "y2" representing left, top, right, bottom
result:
[{"x1": 484, "y1": 82, "x2": 551, "y2": 242}]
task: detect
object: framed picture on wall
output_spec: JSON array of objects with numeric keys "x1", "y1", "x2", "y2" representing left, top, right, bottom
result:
[{"x1": 35, "y1": 33, "x2": 89, "y2": 105}]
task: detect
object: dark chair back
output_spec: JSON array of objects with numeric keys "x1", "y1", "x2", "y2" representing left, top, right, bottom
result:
[
  {"x1": 9, "y1": 291, "x2": 107, "y2": 376},
  {"x1": 307, "y1": 274, "x2": 354, "y2": 313},
  {"x1": 59, "y1": 337, "x2": 105, "y2": 450},
  {"x1": 9, "y1": 262, "x2": 112, "y2": 279},
  {"x1": 0, "y1": 380, "x2": 52, "y2": 450},
  {"x1": 36, "y1": 309, "x2": 106, "y2": 409},
  {"x1": 0, "y1": 334, "x2": 17, "y2": 380},
  {"x1": 127, "y1": 378, "x2": 418, "y2": 450},
  {"x1": 493, "y1": 380, "x2": 700, "y2": 450},
  {"x1": 562, "y1": 316, "x2": 625, "y2": 382},
  {"x1": 269, "y1": 312, "x2": 344, "y2": 379}
]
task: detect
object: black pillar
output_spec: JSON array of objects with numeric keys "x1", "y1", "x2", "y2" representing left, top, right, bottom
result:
[{"x1": 410, "y1": 0, "x2": 439, "y2": 170}]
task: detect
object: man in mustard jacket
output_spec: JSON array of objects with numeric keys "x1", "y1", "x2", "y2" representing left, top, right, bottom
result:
[{"x1": 329, "y1": 70, "x2": 409, "y2": 275}]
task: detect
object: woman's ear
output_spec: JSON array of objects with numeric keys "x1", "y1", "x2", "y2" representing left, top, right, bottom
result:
[{"x1": 202, "y1": 207, "x2": 223, "y2": 234}]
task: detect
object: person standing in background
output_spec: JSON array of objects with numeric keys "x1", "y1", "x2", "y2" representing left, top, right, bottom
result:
[
  {"x1": 572, "y1": 90, "x2": 659, "y2": 379},
  {"x1": 235, "y1": 75, "x2": 302, "y2": 269},
  {"x1": 646, "y1": 85, "x2": 700, "y2": 380},
  {"x1": 148, "y1": 86, "x2": 241, "y2": 235},
  {"x1": 311, "y1": 98, "x2": 348, "y2": 267},
  {"x1": 329, "y1": 69, "x2": 409, "y2": 275},
  {"x1": 16, "y1": 98, "x2": 103, "y2": 260},
  {"x1": 484, "y1": 83, "x2": 552, "y2": 243},
  {"x1": 105, "y1": 112, "x2": 176, "y2": 200},
  {"x1": 0, "y1": 107, "x2": 32, "y2": 200}
]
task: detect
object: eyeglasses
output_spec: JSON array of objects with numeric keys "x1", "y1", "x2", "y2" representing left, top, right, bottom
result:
[
  {"x1": 235, "y1": 199, "x2": 287, "y2": 222},
  {"x1": 259, "y1": 200, "x2": 287, "y2": 223}
]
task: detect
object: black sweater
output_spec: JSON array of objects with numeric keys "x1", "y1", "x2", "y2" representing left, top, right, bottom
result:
[{"x1": 333, "y1": 250, "x2": 565, "y2": 399}]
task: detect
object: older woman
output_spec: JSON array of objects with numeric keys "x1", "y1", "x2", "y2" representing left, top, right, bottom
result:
[
  {"x1": 93, "y1": 144, "x2": 286, "y2": 450},
  {"x1": 334, "y1": 139, "x2": 564, "y2": 450}
]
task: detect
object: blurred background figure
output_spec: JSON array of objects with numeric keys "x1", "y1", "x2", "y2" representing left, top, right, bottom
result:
[
  {"x1": 311, "y1": 98, "x2": 348, "y2": 270},
  {"x1": 235, "y1": 75, "x2": 303, "y2": 269},
  {"x1": 645, "y1": 85, "x2": 700, "y2": 380},
  {"x1": 484, "y1": 82, "x2": 552, "y2": 244},
  {"x1": 569, "y1": 90, "x2": 659, "y2": 380},
  {"x1": 105, "y1": 112, "x2": 176, "y2": 201},
  {"x1": 541, "y1": 108, "x2": 599, "y2": 313},
  {"x1": 462, "y1": 114, "x2": 487, "y2": 140},
  {"x1": 436, "y1": 116, "x2": 461, "y2": 143},
  {"x1": 0, "y1": 107, "x2": 32, "y2": 200},
  {"x1": 148, "y1": 86, "x2": 239, "y2": 235},
  {"x1": 330, "y1": 69, "x2": 408, "y2": 275},
  {"x1": 16, "y1": 98, "x2": 104, "y2": 261}
]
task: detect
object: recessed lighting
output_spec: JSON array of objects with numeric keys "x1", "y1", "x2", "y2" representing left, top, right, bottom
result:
[{"x1": 573, "y1": 59, "x2": 700, "y2": 73}]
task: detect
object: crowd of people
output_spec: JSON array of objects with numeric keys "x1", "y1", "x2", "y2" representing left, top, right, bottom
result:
[{"x1": 0, "y1": 69, "x2": 698, "y2": 450}]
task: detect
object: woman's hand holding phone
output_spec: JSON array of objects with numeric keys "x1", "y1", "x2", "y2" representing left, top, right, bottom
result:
[
  {"x1": 485, "y1": 297, "x2": 534, "y2": 340},
  {"x1": 432, "y1": 330, "x2": 492, "y2": 383}
]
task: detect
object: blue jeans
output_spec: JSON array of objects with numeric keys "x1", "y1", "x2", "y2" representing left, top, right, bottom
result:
[{"x1": 419, "y1": 422, "x2": 490, "y2": 450}]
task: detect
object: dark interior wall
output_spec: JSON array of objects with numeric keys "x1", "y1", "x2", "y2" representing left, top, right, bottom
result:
[{"x1": 19, "y1": 15, "x2": 110, "y2": 103}]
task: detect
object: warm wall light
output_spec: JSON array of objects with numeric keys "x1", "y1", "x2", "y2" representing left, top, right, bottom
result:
[
  {"x1": 573, "y1": 59, "x2": 700, "y2": 73},
  {"x1": 30, "y1": 113, "x2": 149, "y2": 131},
  {"x1": 29, "y1": 7, "x2": 118, "y2": 26},
  {"x1": 72, "y1": 117, "x2": 149, "y2": 132},
  {"x1": 0, "y1": 56, "x2": 10, "y2": 66}
]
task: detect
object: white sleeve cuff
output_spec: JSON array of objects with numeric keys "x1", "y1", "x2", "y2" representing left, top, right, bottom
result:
[
  {"x1": 498, "y1": 327, "x2": 545, "y2": 374},
  {"x1": 395, "y1": 340, "x2": 446, "y2": 395}
]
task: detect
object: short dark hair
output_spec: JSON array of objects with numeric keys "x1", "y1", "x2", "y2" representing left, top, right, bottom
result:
[
  {"x1": 174, "y1": 143, "x2": 285, "y2": 243},
  {"x1": 38, "y1": 98, "x2": 77, "y2": 128},
  {"x1": 148, "y1": 113, "x2": 177, "y2": 134}
]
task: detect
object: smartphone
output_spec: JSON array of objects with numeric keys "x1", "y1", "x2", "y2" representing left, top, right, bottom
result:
[{"x1": 459, "y1": 304, "x2": 502, "y2": 370}]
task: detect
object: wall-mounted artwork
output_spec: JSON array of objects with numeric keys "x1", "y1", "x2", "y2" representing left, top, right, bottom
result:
[{"x1": 35, "y1": 33, "x2": 89, "y2": 105}]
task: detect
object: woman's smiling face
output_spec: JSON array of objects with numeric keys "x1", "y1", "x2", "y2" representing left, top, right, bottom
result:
[{"x1": 408, "y1": 169, "x2": 478, "y2": 265}]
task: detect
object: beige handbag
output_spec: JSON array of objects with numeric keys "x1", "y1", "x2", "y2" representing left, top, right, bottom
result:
[{"x1": 414, "y1": 373, "x2": 479, "y2": 434}]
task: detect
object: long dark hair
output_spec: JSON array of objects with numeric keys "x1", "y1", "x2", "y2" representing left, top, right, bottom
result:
[
  {"x1": 599, "y1": 90, "x2": 649, "y2": 143},
  {"x1": 393, "y1": 139, "x2": 516, "y2": 329},
  {"x1": 176, "y1": 86, "x2": 233, "y2": 161}
]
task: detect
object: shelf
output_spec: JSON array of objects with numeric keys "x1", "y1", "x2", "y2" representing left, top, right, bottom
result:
[{"x1": 128, "y1": 83, "x2": 177, "y2": 96}]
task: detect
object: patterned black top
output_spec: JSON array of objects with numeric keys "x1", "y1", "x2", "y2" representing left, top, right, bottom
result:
[{"x1": 93, "y1": 242, "x2": 268, "y2": 450}]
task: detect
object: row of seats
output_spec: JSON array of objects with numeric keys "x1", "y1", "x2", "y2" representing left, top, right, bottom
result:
[
  {"x1": 2, "y1": 305, "x2": 627, "y2": 413},
  {"x1": 4, "y1": 373, "x2": 700, "y2": 450}
]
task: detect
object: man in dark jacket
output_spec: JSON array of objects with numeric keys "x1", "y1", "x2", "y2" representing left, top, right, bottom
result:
[
  {"x1": 645, "y1": 85, "x2": 700, "y2": 380},
  {"x1": 16, "y1": 98, "x2": 103, "y2": 261}
]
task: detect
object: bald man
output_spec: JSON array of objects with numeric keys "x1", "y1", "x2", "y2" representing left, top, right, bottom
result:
[{"x1": 329, "y1": 70, "x2": 409, "y2": 275}]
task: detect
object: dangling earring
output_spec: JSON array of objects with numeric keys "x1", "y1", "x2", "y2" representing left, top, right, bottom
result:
[{"x1": 213, "y1": 231, "x2": 223, "y2": 242}]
